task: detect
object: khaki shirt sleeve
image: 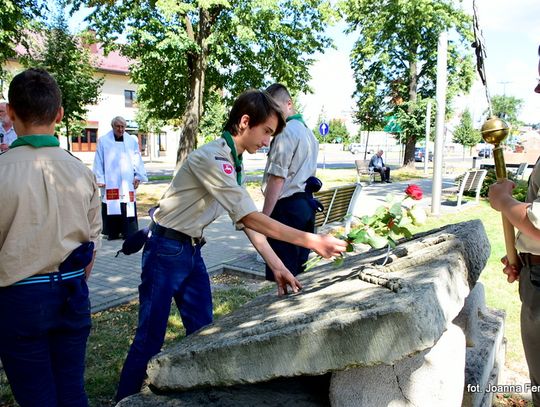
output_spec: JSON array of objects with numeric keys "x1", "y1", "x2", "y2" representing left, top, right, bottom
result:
[
  {"x1": 88, "y1": 173, "x2": 103, "y2": 250},
  {"x1": 188, "y1": 151, "x2": 257, "y2": 224},
  {"x1": 266, "y1": 130, "x2": 297, "y2": 179},
  {"x1": 527, "y1": 197, "x2": 540, "y2": 230}
]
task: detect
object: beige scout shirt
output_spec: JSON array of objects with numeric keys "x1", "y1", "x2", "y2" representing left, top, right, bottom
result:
[
  {"x1": 154, "y1": 138, "x2": 258, "y2": 238},
  {"x1": 262, "y1": 119, "x2": 319, "y2": 199},
  {"x1": 516, "y1": 159, "x2": 540, "y2": 254},
  {"x1": 0, "y1": 146, "x2": 102, "y2": 287}
]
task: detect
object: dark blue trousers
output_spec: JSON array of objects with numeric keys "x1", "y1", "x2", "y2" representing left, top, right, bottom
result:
[
  {"x1": 0, "y1": 276, "x2": 91, "y2": 407},
  {"x1": 115, "y1": 233, "x2": 213, "y2": 402},
  {"x1": 266, "y1": 192, "x2": 315, "y2": 280}
]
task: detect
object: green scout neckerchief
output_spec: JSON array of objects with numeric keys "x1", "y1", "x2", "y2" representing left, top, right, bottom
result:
[
  {"x1": 221, "y1": 131, "x2": 243, "y2": 185},
  {"x1": 10, "y1": 135, "x2": 60, "y2": 149},
  {"x1": 286, "y1": 113, "x2": 307, "y2": 128}
]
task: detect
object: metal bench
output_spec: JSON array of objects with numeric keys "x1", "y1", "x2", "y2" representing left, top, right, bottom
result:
[
  {"x1": 354, "y1": 160, "x2": 375, "y2": 184},
  {"x1": 314, "y1": 183, "x2": 362, "y2": 233},
  {"x1": 442, "y1": 169, "x2": 487, "y2": 209},
  {"x1": 515, "y1": 162, "x2": 528, "y2": 180}
]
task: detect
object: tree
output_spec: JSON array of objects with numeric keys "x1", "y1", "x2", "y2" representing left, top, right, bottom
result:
[
  {"x1": 453, "y1": 109, "x2": 481, "y2": 157},
  {"x1": 0, "y1": 0, "x2": 43, "y2": 81},
  {"x1": 487, "y1": 94, "x2": 523, "y2": 133},
  {"x1": 313, "y1": 118, "x2": 350, "y2": 144},
  {"x1": 340, "y1": 0, "x2": 475, "y2": 165},
  {"x1": 71, "y1": 0, "x2": 336, "y2": 165},
  {"x1": 21, "y1": 1, "x2": 103, "y2": 150}
]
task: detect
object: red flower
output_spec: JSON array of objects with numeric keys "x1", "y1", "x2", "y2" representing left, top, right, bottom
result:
[{"x1": 405, "y1": 184, "x2": 423, "y2": 200}]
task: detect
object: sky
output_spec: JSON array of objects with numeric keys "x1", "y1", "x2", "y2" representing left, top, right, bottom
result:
[{"x1": 299, "y1": 0, "x2": 540, "y2": 132}]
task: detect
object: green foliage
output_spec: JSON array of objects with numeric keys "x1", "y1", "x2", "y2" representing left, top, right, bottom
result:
[
  {"x1": 313, "y1": 118, "x2": 350, "y2": 143},
  {"x1": 0, "y1": 0, "x2": 44, "y2": 77},
  {"x1": 199, "y1": 89, "x2": 228, "y2": 145},
  {"x1": 347, "y1": 189, "x2": 426, "y2": 250},
  {"x1": 453, "y1": 109, "x2": 481, "y2": 149},
  {"x1": 71, "y1": 0, "x2": 337, "y2": 160},
  {"x1": 487, "y1": 94, "x2": 524, "y2": 133},
  {"x1": 340, "y1": 0, "x2": 475, "y2": 164},
  {"x1": 21, "y1": 1, "x2": 103, "y2": 150},
  {"x1": 395, "y1": 98, "x2": 435, "y2": 145},
  {"x1": 475, "y1": 168, "x2": 524, "y2": 199}
]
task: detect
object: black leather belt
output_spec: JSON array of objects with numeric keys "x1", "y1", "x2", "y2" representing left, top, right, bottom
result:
[
  {"x1": 520, "y1": 253, "x2": 540, "y2": 266},
  {"x1": 151, "y1": 223, "x2": 205, "y2": 247}
]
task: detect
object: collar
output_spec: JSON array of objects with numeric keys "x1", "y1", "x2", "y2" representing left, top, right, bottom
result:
[
  {"x1": 221, "y1": 131, "x2": 243, "y2": 185},
  {"x1": 10, "y1": 135, "x2": 60, "y2": 149},
  {"x1": 286, "y1": 113, "x2": 307, "y2": 127}
]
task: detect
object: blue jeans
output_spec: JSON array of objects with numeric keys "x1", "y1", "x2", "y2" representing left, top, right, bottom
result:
[
  {"x1": 116, "y1": 233, "x2": 213, "y2": 401},
  {"x1": 0, "y1": 275, "x2": 91, "y2": 407}
]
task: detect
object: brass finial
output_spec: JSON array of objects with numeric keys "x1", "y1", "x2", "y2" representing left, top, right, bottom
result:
[{"x1": 481, "y1": 116, "x2": 509, "y2": 146}]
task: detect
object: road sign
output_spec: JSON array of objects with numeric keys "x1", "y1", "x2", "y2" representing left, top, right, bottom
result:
[
  {"x1": 319, "y1": 122, "x2": 329, "y2": 136},
  {"x1": 384, "y1": 115, "x2": 402, "y2": 133}
]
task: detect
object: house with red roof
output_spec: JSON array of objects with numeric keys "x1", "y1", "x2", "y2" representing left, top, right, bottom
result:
[{"x1": 1, "y1": 40, "x2": 178, "y2": 163}]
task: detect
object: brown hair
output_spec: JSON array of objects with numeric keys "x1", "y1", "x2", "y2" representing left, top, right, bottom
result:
[
  {"x1": 223, "y1": 89, "x2": 285, "y2": 136},
  {"x1": 8, "y1": 68, "x2": 62, "y2": 125}
]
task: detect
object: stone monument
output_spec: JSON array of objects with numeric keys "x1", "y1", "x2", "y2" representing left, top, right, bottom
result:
[{"x1": 118, "y1": 220, "x2": 505, "y2": 407}]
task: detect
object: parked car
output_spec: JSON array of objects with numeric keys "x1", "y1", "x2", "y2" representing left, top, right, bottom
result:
[
  {"x1": 478, "y1": 148, "x2": 492, "y2": 158},
  {"x1": 414, "y1": 147, "x2": 433, "y2": 162},
  {"x1": 349, "y1": 143, "x2": 363, "y2": 154}
]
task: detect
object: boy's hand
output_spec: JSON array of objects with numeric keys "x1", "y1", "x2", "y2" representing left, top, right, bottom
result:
[
  {"x1": 488, "y1": 180, "x2": 515, "y2": 211},
  {"x1": 312, "y1": 234, "x2": 347, "y2": 259},
  {"x1": 501, "y1": 255, "x2": 520, "y2": 283},
  {"x1": 272, "y1": 268, "x2": 302, "y2": 296}
]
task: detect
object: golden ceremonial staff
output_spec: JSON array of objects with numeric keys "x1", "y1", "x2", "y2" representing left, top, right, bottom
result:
[{"x1": 472, "y1": 1, "x2": 519, "y2": 267}]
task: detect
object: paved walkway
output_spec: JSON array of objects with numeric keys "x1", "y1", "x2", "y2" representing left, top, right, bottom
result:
[{"x1": 89, "y1": 176, "x2": 461, "y2": 312}]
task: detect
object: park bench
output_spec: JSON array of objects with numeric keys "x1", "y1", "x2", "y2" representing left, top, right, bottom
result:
[
  {"x1": 515, "y1": 162, "x2": 528, "y2": 180},
  {"x1": 354, "y1": 160, "x2": 375, "y2": 184},
  {"x1": 314, "y1": 183, "x2": 362, "y2": 233},
  {"x1": 442, "y1": 169, "x2": 487, "y2": 210}
]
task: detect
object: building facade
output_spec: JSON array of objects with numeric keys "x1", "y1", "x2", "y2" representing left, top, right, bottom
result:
[{"x1": 1, "y1": 42, "x2": 179, "y2": 164}]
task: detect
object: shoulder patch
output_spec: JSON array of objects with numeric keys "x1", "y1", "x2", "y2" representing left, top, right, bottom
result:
[{"x1": 221, "y1": 162, "x2": 234, "y2": 176}]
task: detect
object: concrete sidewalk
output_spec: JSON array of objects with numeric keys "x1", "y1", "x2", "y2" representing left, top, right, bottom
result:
[{"x1": 88, "y1": 176, "x2": 462, "y2": 312}]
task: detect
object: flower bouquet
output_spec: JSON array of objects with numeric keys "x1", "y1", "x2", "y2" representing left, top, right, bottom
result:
[{"x1": 305, "y1": 184, "x2": 427, "y2": 270}]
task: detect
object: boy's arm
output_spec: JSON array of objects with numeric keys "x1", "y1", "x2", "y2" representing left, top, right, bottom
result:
[
  {"x1": 243, "y1": 227, "x2": 302, "y2": 295},
  {"x1": 262, "y1": 175, "x2": 285, "y2": 216},
  {"x1": 240, "y1": 211, "x2": 346, "y2": 258},
  {"x1": 488, "y1": 180, "x2": 540, "y2": 240}
]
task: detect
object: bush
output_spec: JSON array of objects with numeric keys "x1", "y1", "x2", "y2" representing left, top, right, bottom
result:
[{"x1": 473, "y1": 169, "x2": 526, "y2": 202}]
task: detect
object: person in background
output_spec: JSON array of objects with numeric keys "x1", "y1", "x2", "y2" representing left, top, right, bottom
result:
[
  {"x1": 0, "y1": 101, "x2": 17, "y2": 152},
  {"x1": 115, "y1": 89, "x2": 347, "y2": 402},
  {"x1": 369, "y1": 149, "x2": 391, "y2": 183},
  {"x1": 93, "y1": 116, "x2": 148, "y2": 240},
  {"x1": 487, "y1": 44, "x2": 540, "y2": 406},
  {"x1": 0, "y1": 68, "x2": 101, "y2": 406},
  {"x1": 262, "y1": 83, "x2": 319, "y2": 280}
]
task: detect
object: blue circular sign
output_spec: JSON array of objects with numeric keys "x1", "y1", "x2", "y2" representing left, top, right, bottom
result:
[{"x1": 319, "y1": 122, "x2": 329, "y2": 136}]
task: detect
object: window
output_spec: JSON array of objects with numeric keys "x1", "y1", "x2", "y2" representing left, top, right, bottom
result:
[
  {"x1": 124, "y1": 90, "x2": 136, "y2": 107},
  {"x1": 72, "y1": 128, "x2": 98, "y2": 152},
  {"x1": 158, "y1": 132, "x2": 167, "y2": 151}
]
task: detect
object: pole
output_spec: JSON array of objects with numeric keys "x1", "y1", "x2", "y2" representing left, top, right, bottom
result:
[
  {"x1": 431, "y1": 32, "x2": 447, "y2": 216},
  {"x1": 423, "y1": 100, "x2": 432, "y2": 174}
]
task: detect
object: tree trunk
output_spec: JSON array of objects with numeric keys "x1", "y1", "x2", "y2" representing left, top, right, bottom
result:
[
  {"x1": 403, "y1": 58, "x2": 418, "y2": 166},
  {"x1": 175, "y1": 8, "x2": 215, "y2": 168}
]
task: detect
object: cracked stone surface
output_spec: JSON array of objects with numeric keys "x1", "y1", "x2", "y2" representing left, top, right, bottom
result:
[{"x1": 145, "y1": 220, "x2": 489, "y2": 392}]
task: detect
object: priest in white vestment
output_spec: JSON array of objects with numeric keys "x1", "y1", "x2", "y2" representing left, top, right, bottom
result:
[{"x1": 93, "y1": 116, "x2": 148, "y2": 240}]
